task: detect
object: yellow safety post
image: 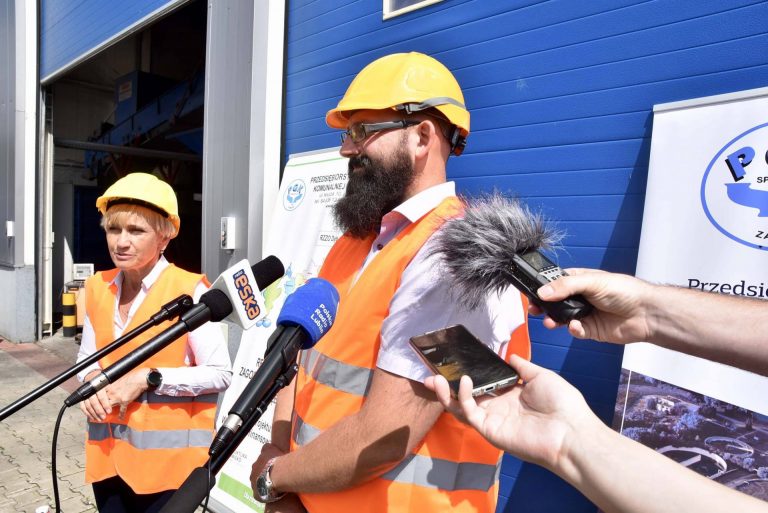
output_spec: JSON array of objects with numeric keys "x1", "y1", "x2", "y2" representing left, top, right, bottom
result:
[{"x1": 62, "y1": 292, "x2": 76, "y2": 337}]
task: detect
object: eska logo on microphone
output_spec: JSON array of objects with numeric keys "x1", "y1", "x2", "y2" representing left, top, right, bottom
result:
[{"x1": 233, "y1": 269, "x2": 262, "y2": 320}]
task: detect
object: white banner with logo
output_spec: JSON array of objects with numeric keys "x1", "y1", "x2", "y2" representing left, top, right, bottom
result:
[
  {"x1": 614, "y1": 87, "x2": 768, "y2": 499},
  {"x1": 209, "y1": 149, "x2": 347, "y2": 512}
]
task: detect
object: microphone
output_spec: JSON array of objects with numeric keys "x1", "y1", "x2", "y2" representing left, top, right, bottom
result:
[
  {"x1": 159, "y1": 278, "x2": 339, "y2": 513},
  {"x1": 64, "y1": 256, "x2": 285, "y2": 406},
  {"x1": 432, "y1": 194, "x2": 592, "y2": 324},
  {"x1": 209, "y1": 277, "x2": 339, "y2": 457},
  {"x1": 210, "y1": 256, "x2": 284, "y2": 329}
]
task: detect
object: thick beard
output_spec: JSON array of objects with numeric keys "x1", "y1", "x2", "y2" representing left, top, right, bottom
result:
[{"x1": 333, "y1": 145, "x2": 415, "y2": 238}]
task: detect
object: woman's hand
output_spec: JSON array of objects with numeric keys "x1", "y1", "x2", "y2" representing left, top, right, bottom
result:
[
  {"x1": 105, "y1": 368, "x2": 151, "y2": 418},
  {"x1": 79, "y1": 368, "x2": 150, "y2": 421},
  {"x1": 79, "y1": 369, "x2": 114, "y2": 422}
]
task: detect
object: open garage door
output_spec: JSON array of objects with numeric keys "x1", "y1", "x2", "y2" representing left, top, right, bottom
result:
[{"x1": 41, "y1": 0, "x2": 191, "y2": 84}]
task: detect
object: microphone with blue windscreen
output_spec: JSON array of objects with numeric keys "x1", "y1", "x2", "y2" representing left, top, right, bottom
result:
[{"x1": 209, "y1": 277, "x2": 340, "y2": 457}]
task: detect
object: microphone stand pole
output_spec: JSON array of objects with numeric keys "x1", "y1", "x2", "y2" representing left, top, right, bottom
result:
[
  {"x1": 212, "y1": 364, "x2": 297, "y2": 473},
  {"x1": 0, "y1": 294, "x2": 194, "y2": 421},
  {"x1": 159, "y1": 363, "x2": 299, "y2": 513}
]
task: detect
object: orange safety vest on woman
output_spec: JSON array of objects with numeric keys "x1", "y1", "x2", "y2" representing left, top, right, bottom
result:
[
  {"x1": 291, "y1": 196, "x2": 531, "y2": 513},
  {"x1": 84, "y1": 264, "x2": 217, "y2": 494}
]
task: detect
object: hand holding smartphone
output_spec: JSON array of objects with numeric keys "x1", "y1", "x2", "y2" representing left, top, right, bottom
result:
[{"x1": 410, "y1": 324, "x2": 519, "y2": 398}]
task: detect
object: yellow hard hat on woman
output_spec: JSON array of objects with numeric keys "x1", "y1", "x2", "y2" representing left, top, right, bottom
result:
[
  {"x1": 95, "y1": 173, "x2": 180, "y2": 237},
  {"x1": 326, "y1": 52, "x2": 470, "y2": 155}
]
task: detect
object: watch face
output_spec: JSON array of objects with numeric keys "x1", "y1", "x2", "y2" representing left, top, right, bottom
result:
[
  {"x1": 256, "y1": 476, "x2": 269, "y2": 500},
  {"x1": 147, "y1": 370, "x2": 162, "y2": 388}
]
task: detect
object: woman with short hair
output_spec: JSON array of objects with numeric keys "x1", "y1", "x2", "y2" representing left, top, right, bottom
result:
[{"x1": 76, "y1": 172, "x2": 231, "y2": 513}]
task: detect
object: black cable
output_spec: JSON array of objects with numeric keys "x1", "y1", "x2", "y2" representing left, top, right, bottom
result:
[
  {"x1": 51, "y1": 404, "x2": 67, "y2": 512},
  {"x1": 201, "y1": 464, "x2": 212, "y2": 512}
]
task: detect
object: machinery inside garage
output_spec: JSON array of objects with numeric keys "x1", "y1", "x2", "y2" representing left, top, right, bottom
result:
[{"x1": 45, "y1": 0, "x2": 207, "y2": 335}]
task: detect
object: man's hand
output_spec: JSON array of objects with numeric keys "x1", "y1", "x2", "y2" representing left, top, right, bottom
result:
[
  {"x1": 533, "y1": 269, "x2": 654, "y2": 344},
  {"x1": 251, "y1": 443, "x2": 285, "y2": 486},
  {"x1": 424, "y1": 355, "x2": 599, "y2": 472},
  {"x1": 264, "y1": 494, "x2": 306, "y2": 513},
  {"x1": 251, "y1": 444, "x2": 308, "y2": 511}
]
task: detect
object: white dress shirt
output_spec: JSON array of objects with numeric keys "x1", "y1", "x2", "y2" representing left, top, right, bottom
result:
[
  {"x1": 76, "y1": 257, "x2": 232, "y2": 396},
  {"x1": 359, "y1": 182, "x2": 526, "y2": 383}
]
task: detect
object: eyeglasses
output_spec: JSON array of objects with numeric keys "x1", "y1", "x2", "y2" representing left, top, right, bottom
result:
[{"x1": 340, "y1": 120, "x2": 421, "y2": 145}]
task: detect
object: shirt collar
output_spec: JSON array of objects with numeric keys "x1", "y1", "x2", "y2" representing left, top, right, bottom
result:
[
  {"x1": 110, "y1": 256, "x2": 170, "y2": 291},
  {"x1": 390, "y1": 181, "x2": 456, "y2": 224}
]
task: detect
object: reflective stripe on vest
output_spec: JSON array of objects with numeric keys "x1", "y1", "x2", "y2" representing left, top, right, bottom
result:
[
  {"x1": 292, "y1": 411, "x2": 500, "y2": 492},
  {"x1": 292, "y1": 196, "x2": 530, "y2": 513},
  {"x1": 298, "y1": 347, "x2": 373, "y2": 397},
  {"x1": 382, "y1": 454, "x2": 502, "y2": 492},
  {"x1": 83, "y1": 265, "x2": 216, "y2": 494},
  {"x1": 87, "y1": 391, "x2": 219, "y2": 448},
  {"x1": 88, "y1": 423, "x2": 213, "y2": 448}
]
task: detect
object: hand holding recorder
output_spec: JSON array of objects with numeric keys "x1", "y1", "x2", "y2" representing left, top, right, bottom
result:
[
  {"x1": 535, "y1": 268, "x2": 768, "y2": 377},
  {"x1": 534, "y1": 268, "x2": 653, "y2": 343}
]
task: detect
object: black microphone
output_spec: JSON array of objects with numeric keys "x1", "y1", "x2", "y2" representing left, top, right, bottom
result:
[
  {"x1": 64, "y1": 256, "x2": 285, "y2": 407},
  {"x1": 432, "y1": 194, "x2": 592, "y2": 324},
  {"x1": 160, "y1": 278, "x2": 339, "y2": 513},
  {"x1": 209, "y1": 277, "x2": 339, "y2": 457}
]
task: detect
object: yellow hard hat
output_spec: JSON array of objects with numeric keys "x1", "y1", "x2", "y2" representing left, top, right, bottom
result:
[
  {"x1": 96, "y1": 173, "x2": 180, "y2": 236},
  {"x1": 326, "y1": 52, "x2": 469, "y2": 155}
]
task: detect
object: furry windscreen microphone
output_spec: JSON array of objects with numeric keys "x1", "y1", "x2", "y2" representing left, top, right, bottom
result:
[
  {"x1": 433, "y1": 194, "x2": 561, "y2": 309},
  {"x1": 433, "y1": 194, "x2": 592, "y2": 323}
]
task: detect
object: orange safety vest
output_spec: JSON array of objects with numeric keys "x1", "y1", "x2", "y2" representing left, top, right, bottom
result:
[
  {"x1": 84, "y1": 264, "x2": 217, "y2": 494},
  {"x1": 291, "y1": 196, "x2": 531, "y2": 513}
]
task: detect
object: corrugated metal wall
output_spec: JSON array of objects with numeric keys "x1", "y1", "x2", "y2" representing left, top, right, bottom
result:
[
  {"x1": 0, "y1": 0, "x2": 16, "y2": 266},
  {"x1": 283, "y1": 1, "x2": 768, "y2": 511},
  {"x1": 40, "y1": 0, "x2": 188, "y2": 82}
]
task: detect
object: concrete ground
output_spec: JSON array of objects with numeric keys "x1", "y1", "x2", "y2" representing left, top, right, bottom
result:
[
  {"x1": 0, "y1": 334, "x2": 213, "y2": 513},
  {"x1": 0, "y1": 333, "x2": 96, "y2": 512}
]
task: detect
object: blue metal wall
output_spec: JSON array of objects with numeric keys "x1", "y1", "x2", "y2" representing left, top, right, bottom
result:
[
  {"x1": 283, "y1": 1, "x2": 768, "y2": 511},
  {"x1": 40, "y1": 0, "x2": 187, "y2": 82}
]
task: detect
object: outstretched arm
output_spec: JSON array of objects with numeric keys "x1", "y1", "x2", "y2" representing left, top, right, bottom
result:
[
  {"x1": 536, "y1": 269, "x2": 768, "y2": 376},
  {"x1": 426, "y1": 356, "x2": 768, "y2": 513}
]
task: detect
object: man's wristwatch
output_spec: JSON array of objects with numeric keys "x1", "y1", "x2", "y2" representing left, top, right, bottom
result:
[
  {"x1": 146, "y1": 368, "x2": 163, "y2": 389},
  {"x1": 255, "y1": 457, "x2": 285, "y2": 503}
]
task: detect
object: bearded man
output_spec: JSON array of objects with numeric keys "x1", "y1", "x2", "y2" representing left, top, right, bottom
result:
[{"x1": 250, "y1": 52, "x2": 531, "y2": 513}]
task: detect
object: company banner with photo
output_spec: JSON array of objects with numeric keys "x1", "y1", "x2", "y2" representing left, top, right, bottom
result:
[
  {"x1": 614, "y1": 88, "x2": 768, "y2": 501},
  {"x1": 209, "y1": 149, "x2": 347, "y2": 512}
]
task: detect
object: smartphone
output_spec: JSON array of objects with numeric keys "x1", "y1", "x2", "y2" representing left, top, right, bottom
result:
[
  {"x1": 410, "y1": 324, "x2": 519, "y2": 397},
  {"x1": 508, "y1": 250, "x2": 593, "y2": 324}
]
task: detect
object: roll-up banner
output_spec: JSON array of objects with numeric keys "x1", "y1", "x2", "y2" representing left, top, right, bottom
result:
[
  {"x1": 209, "y1": 149, "x2": 347, "y2": 512},
  {"x1": 615, "y1": 87, "x2": 768, "y2": 501}
]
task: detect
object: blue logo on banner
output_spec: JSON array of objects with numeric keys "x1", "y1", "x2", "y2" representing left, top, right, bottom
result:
[
  {"x1": 283, "y1": 179, "x2": 306, "y2": 211},
  {"x1": 701, "y1": 122, "x2": 768, "y2": 251}
]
